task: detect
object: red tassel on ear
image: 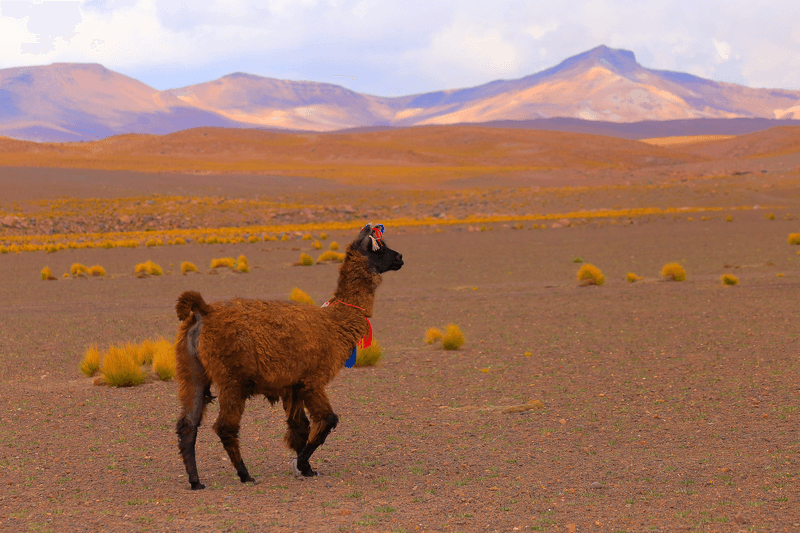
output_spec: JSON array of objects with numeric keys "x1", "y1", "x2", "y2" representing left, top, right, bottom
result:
[{"x1": 373, "y1": 226, "x2": 383, "y2": 239}]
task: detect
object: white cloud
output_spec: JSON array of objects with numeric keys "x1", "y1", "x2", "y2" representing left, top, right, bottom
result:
[
  {"x1": 526, "y1": 21, "x2": 558, "y2": 41},
  {"x1": 713, "y1": 38, "x2": 732, "y2": 63}
]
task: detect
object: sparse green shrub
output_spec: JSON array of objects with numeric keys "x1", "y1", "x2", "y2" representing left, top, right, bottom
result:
[
  {"x1": 721, "y1": 274, "x2": 739, "y2": 285},
  {"x1": 661, "y1": 262, "x2": 686, "y2": 282},
  {"x1": 442, "y1": 324, "x2": 464, "y2": 350},
  {"x1": 577, "y1": 263, "x2": 605, "y2": 286},
  {"x1": 356, "y1": 340, "x2": 383, "y2": 367},
  {"x1": 289, "y1": 288, "x2": 316, "y2": 306},
  {"x1": 80, "y1": 345, "x2": 101, "y2": 376}
]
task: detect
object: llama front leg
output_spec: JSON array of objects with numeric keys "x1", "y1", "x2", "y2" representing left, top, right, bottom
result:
[
  {"x1": 213, "y1": 388, "x2": 256, "y2": 485},
  {"x1": 292, "y1": 389, "x2": 338, "y2": 478}
]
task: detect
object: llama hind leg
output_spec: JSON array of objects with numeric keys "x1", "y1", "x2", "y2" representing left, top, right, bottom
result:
[
  {"x1": 176, "y1": 378, "x2": 212, "y2": 490},
  {"x1": 282, "y1": 386, "x2": 310, "y2": 454},
  {"x1": 213, "y1": 389, "x2": 256, "y2": 484},
  {"x1": 293, "y1": 390, "x2": 338, "y2": 478}
]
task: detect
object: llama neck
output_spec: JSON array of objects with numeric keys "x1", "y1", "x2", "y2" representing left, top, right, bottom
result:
[{"x1": 332, "y1": 247, "x2": 382, "y2": 317}]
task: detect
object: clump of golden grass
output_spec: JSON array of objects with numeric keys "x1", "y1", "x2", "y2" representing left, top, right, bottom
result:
[
  {"x1": 312, "y1": 240, "x2": 323, "y2": 250},
  {"x1": 320, "y1": 233, "x2": 328, "y2": 240},
  {"x1": 152, "y1": 338, "x2": 176, "y2": 381},
  {"x1": 100, "y1": 346, "x2": 146, "y2": 387},
  {"x1": 70, "y1": 263, "x2": 89, "y2": 276},
  {"x1": 329, "y1": 241, "x2": 339, "y2": 250},
  {"x1": 425, "y1": 327, "x2": 443, "y2": 344},
  {"x1": 248, "y1": 235, "x2": 260, "y2": 243},
  {"x1": 41, "y1": 266, "x2": 56, "y2": 280},
  {"x1": 62, "y1": 272, "x2": 69, "y2": 278},
  {"x1": 721, "y1": 274, "x2": 739, "y2": 286},
  {"x1": 135, "y1": 260, "x2": 162, "y2": 276},
  {"x1": 442, "y1": 324, "x2": 465, "y2": 350},
  {"x1": 236, "y1": 255, "x2": 249, "y2": 273},
  {"x1": 136, "y1": 340, "x2": 157, "y2": 365},
  {"x1": 767, "y1": 213, "x2": 776, "y2": 220},
  {"x1": 661, "y1": 262, "x2": 686, "y2": 282},
  {"x1": 297, "y1": 253, "x2": 314, "y2": 266},
  {"x1": 181, "y1": 261, "x2": 198, "y2": 274},
  {"x1": 145, "y1": 238, "x2": 163, "y2": 247},
  {"x1": 289, "y1": 287, "x2": 316, "y2": 306},
  {"x1": 280, "y1": 234, "x2": 289, "y2": 241},
  {"x1": 356, "y1": 340, "x2": 383, "y2": 367},
  {"x1": 317, "y1": 250, "x2": 345, "y2": 263},
  {"x1": 577, "y1": 264, "x2": 605, "y2": 286},
  {"x1": 788, "y1": 233, "x2": 800, "y2": 245},
  {"x1": 726, "y1": 215, "x2": 733, "y2": 222},
  {"x1": 88, "y1": 265, "x2": 105, "y2": 277},
  {"x1": 626, "y1": 272, "x2": 642, "y2": 283},
  {"x1": 173, "y1": 237, "x2": 186, "y2": 245},
  {"x1": 80, "y1": 345, "x2": 101, "y2": 376},
  {"x1": 210, "y1": 257, "x2": 236, "y2": 269},
  {"x1": 302, "y1": 234, "x2": 312, "y2": 240}
]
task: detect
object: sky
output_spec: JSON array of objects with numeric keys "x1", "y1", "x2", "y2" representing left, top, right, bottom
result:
[{"x1": 1, "y1": 0, "x2": 799, "y2": 97}]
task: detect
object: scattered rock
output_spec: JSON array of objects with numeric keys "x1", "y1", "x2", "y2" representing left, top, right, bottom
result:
[
  {"x1": 1, "y1": 216, "x2": 16, "y2": 227},
  {"x1": 734, "y1": 512, "x2": 747, "y2": 524},
  {"x1": 590, "y1": 481, "x2": 602, "y2": 489},
  {"x1": 558, "y1": 218, "x2": 570, "y2": 227},
  {"x1": 565, "y1": 524, "x2": 576, "y2": 533}
]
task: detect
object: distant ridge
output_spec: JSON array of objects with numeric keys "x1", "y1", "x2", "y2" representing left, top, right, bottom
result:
[{"x1": 3, "y1": 45, "x2": 800, "y2": 141}]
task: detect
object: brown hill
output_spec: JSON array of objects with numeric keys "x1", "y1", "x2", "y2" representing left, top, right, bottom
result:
[
  {"x1": 669, "y1": 126, "x2": 800, "y2": 160},
  {"x1": 0, "y1": 125, "x2": 709, "y2": 186}
]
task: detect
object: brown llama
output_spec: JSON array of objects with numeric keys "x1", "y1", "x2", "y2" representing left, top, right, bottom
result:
[{"x1": 173, "y1": 223, "x2": 403, "y2": 490}]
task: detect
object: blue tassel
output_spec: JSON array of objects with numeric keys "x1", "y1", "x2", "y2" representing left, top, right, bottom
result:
[{"x1": 344, "y1": 345, "x2": 357, "y2": 368}]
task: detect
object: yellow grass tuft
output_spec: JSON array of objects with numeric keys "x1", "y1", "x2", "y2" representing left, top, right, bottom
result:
[
  {"x1": 721, "y1": 274, "x2": 739, "y2": 286},
  {"x1": 298, "y1": 253, "x2": 314, "y2": 266},
  {"x1": 577, "y1": 263, "x2": 605, "y2": 286},
  {"x1": 70, "y1": 263, "x2": 89, "y2": 276},
  {"x1": 152, "y1": 338, "x2": 176, "y2": 381},
  {"x1": 248, "y1": 235, "x2": 260, "y2": 243},
  {"x1": 626, "y1": 272, "x2": 641, "y2": 283},
  {"x1": 280, "y1": 234, "x2": 289, "y2": 241},
  {"x1": 136, "y1": 339, "x2": 156, "y2": 365},
  {"x1": 424, "y1": 327, "x2": 443, "y2": 345},
  {"x1": 41, "y1": 266, "x2": 56, "y2": 280},
  {"x1": 788, "y1": 233, "x2": 800, "y2": 245},
  {"x1": 302, "y1": 233, "x2": 312, "y2": 240},
  {"x1": 87, "y1": 265, "x2": 105, "y2": 277},
  {"x1": 80, "y1": 345, "x2": 101, "y2": 377},
  {"x1": 135, "y1": 260, "x2": 162, "y2": 276},
  {"x1": 100, "y1": 346, "x2": 146, "y2": 387},
  {"x1": 767, "y1": 213, "x2": 776, "y2": 220},
  {"x1": 320, "y1": 233, "x2": 328, "y2": 240},
  {"x1": 312, "y1": 240, "x2": 323, "y2": 249},
  {"x1": 181, "y1": 261, "x2": 198, "y2": 274},
  {"x1": 356, "y1": 340, "x2": 383, "y2": 367},
  {"x1": 726, "y1": 215, "x2": 733, "y2": 222},
  {"x1": 661, "y1": 262, "x2": 686, "y2": 282},
  {"x1": 442, "y1": 324, "x2": 465, "y2": 350},
  {"x1": 329, "y1": 241, "x2": 339, "y2": 250},
  {"x1": 173, "y1": 237, "x2": 186, "y2": 245},
  {"x1": 317, "y1": 250, "x2": 345, "y2": 263},
  {"x1": 210, "y1": 257, "x2": 236, "y2": 269},
  {"x1": 289, "y1": 287, "x2": 316, "y2": 306}
]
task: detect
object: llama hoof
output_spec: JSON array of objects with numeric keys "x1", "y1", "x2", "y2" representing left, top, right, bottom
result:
[
  {"x1": 241, "y1": 475, "x2": 257, "y2": 485},
  {"x1": 291, "y1": 458, "x2": 318, "y2": 478},
  {"x1": 190, "y1": 482, "x2": 206, "y2": 490}
]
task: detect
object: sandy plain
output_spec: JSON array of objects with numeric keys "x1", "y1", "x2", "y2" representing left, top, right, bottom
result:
[{"x1": 1, "y1": 125, "x2": 800, "y2": 532}]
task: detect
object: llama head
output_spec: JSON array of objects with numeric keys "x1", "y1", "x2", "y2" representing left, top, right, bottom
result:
[{"x1": 353, "y1": 223, "x2": 403, "y2": 274}]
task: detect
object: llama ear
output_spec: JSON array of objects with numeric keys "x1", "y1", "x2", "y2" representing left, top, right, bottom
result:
[{"x1": 355, "y1": 223, "x2": 373, "y2": 242}]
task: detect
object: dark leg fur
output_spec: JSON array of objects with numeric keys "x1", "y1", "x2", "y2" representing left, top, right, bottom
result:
[
  {"x1": 213, "y1": 390, "x2": 256, "y2": 484},
  {"x1": 283, "y1": 386, "x2": 310, "y2": 454},
  {"x1": 293, "y1": 391, "x2": 338, "y2": 477}
]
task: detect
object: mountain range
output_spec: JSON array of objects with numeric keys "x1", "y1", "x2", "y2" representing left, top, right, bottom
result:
[{"x1": 2, "y1": 45, "x2": 800, "y2": 142}]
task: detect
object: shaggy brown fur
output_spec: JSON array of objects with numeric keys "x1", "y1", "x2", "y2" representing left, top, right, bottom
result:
[{"x1": 174, "y1": 224, "x2": 403, "y2": 490}]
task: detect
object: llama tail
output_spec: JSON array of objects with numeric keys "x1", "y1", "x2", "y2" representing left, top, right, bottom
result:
[{"x1": 176, "y1": 291, "x2": 210, "y2": 321}]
